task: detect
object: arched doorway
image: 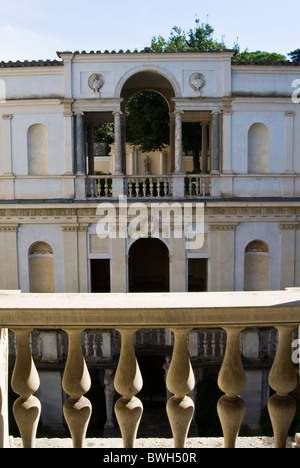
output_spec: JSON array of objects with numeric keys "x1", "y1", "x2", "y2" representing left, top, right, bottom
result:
[{"x1": 128, "y1": 238, "x2": 169, "y2": 292}]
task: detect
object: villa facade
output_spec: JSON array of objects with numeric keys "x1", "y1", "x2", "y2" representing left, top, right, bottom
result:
[{"x1": 1, "y1": 49, "x2": 300, "y2": 435}]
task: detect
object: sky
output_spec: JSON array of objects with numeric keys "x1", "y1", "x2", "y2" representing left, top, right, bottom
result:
[{"x1": 0, "y1": 0, "x2": 299, "y2": 62}]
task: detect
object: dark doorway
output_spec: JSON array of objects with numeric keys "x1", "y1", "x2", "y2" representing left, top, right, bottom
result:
[
  {"x1": 128, "y1": 238, "x2": 169, "y2": 292},
  {"x1": 188, "y1": 258, "x2": 208, "y2": 292},
  {"x1": 90, "y1": 259, "x2": 110, "y2": 292}
]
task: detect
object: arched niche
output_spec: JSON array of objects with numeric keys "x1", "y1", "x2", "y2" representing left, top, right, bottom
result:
[
  {"x1": 248, "y1": 123, "x2": 269, "y2": 174},
  {"x1": 27, "y1": 124, "x2": 49, "y2": 175},
  {"x1": 244, "y1": 240, "x2": 270, "y2": 291},
  {"x1": 28, "y1": 241, "x2": 54, "y2": 292}
]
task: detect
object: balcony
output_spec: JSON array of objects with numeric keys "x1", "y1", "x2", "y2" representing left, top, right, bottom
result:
[
  {"x1": 84, "y1": 173, "x2": 300, "y2": 201},
  {"x1": 1, "y1": 289, "x2": 300, "y2": 449}
]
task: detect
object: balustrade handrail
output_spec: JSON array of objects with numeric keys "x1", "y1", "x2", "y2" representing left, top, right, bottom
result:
[
  {"x1": 1, "y1": 290, "x2": 300, "y2": 329},
  {"x1": 1, "y1": 289, "x2": 300, "y2": 449}
]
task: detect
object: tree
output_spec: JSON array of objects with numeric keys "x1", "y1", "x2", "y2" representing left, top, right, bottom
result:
[
  {"x1": 126, "y1": 91, "x2": 170, "y2": 152},
  {"x1": 288, "y1": 49, "x2": 300, "y2": 62},
  {"x1": 151, "y1": 19, "x2": 226, "y2": 52},
  {"x1": 232, "y1": 48, "x2": 286, "y2": 63}
]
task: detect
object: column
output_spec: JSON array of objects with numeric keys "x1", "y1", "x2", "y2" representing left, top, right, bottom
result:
[
  {"x1": 211, "y1": 111, "x2": 220, "y2": 173},
  {"x1": 222, "y1": 108, "x2": 232, "y2": 173},
  {"x1": 87, "y1": 125, "x2": 94, "y2": 175},
  {"x1": 61, "y1": 100, "x2": 74, "y2": 175},
  {"x1": 174, "y1": 111, "x2": 183, "y2": 174},
  {"x1": 113, "y1": 111, "x2": 123, "y2": 175},
  {"x1": 75, "y1": 113, "x2": 85, "y2": 175},
  {"x1": 86, "y1": 125, "x2": 95, "y2": 197},
  {"x1": 75, "y1": 113, "x2": 86, "y2": 199},
  {"x1": 284, "y1": 111, "x2": 295, "y2": 173},
  {"x1": 201, "y1": 123, "x2": 208, "y2": 174},
  {"x1": 169, "y1": 113, "x2": 175, "y2": 173}
]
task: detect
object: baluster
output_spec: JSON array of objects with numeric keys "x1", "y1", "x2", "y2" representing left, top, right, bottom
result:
[
  {"x1": 62, "y1": 328, "x2": 91, "y2": 448},
  {"x1": 212, "y1": 331, "x2": 216, "y2": 356},
  {"x1": 166, "y1": 328, "x2": 195, "y2": 448},
  {"x1": 201, "y1": 178, "x2": 206, "y2": 196},
  {"x1": 203, "y1": 331, "x2": 208, "y2": 356},
  {"x1": 142, "y1": 179, "x2": 147, "y2": 197},
  {"x1": 135, "y1": 178, "x2": 140, "y2": 197},
  {"x1": 92, "y1": 332, "x2": 97, "y2": 358},
  {"x1": 114, "y1": 328, "x2": 143, "y2": 448},
  {"x1": 90, "y1": 178, "x2": 94, "y2": 198},
  {"x1": 268, "y1": 326, "x2": 298, "y2": 448},
  {"x1": 11, "y1": 328, "x2": 41, "y2": 448},
  {"x1": 164, "y1": 179, "x2": 169, "y2": 197},
  {"x1": 128, "y1": 179, "x2": 133, "y2": 197},
  {"x1": 217, "y1": 327, "x2": 246, "y2": 448},
  {"x1": 220, "y1": 330, "x2": 225, "y2": 356},
  {"x1": 84, "y1": 331, "x2": 89, "y2": 357},
  {"x1": 149, "y1": 179, "x2": 154, "y2": 197},
  {"x1": 103, "y1": 179, "x2": 107, "y2": 197}
]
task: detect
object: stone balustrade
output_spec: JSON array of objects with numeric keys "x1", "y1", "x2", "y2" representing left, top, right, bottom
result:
[
  {"x1": 1, "y1": 289, "x2": 300, "y2": 449},
  {"x1": 127, "y1": 176, "x2": 171, "y2": 198}
]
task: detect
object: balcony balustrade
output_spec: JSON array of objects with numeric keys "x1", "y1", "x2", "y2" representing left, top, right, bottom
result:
[
  {"x1": 1, "y1": 289, "x2": 300, "y2": 449},
  {"x1": 84, "y1": 172, "x2": 300, "y2": 201}
]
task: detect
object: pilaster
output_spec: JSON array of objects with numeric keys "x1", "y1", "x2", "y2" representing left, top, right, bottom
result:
[
  {"x1": 61, "y1": 225, "x2": 79, "y2": 292},
  {"x1": 0, "y1": 225, "x2": 19, "y2": 289},
  {"x1": 209, "y1": 223, "x2": 237, "y2": 291},
  {"x1": 1, "y1": 114, "x2": 14, "y2": 199},
  {"x1": 280, "y1": 222, "x2": 298, "y2": 289},
  {"x1": 284, "y1": 111, "x2": 295, "y2": 174}
]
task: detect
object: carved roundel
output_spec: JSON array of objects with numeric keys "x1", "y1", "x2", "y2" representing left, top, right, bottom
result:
[
  {"x1": 189, "y1": 72, "x2": 206, "y2": 92},
  {"x1": 88, "y1": 73, "x2": 104, "y2": 93}
]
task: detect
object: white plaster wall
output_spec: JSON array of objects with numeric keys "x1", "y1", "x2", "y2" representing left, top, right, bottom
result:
[
  {"x1": 232, "y1": 69, "x2": 299, "y2": 97},
  {"x1": 71, "y1": 55, "x2": 232, "y2": 99},
  {"x1": 231, "y1": 111, "x2": 285, "y2": 174},
  {"x1": 17, "y1": 224, "x2": 65, "y2": 292},
  {"x1": 0, "y1": 117, "x2": 4, "y2": 174},
  {"x1": 234, "y1": 222, "x2": 280, "y2": 291},
  {"x1": 0, "y1": 72, "x2": 64, "y2": 100},
  {"x1": 11, "y1": 113, "x2": 65, "y2": 175}
]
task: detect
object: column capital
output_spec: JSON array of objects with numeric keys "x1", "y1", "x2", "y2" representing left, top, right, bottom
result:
[{"x1": 2, "y1": 114, "x2": 13, "y2": 120}]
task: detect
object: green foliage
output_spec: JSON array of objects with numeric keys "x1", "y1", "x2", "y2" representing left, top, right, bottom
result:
[
  {"x1": 232, "y1": 49, "x2": 287, "y2": 63},
  {"x1": 93, "y1": 123, "x2": 114, "y2": 144},
  {"x1": 151, "y1": 18, "x2": 226, "y2": 53},
  {"x1": 126, "y1": 91, "x2": 169, "y2": 152},
  {"x1": 288, "y1": 49, "x2": 300, "y2": 62}
]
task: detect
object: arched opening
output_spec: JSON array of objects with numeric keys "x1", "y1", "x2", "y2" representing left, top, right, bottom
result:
[
  {"x1": 128, "y1": 238, "x2": 169, "y2": 292},
  {"x1": 244, "y1": 240, "x2": 270, "y2": 291},
  {"x1": 27, "y1": 124, "x2": 49, "y2": 175},
  {"x1": 125, "y1": 90, "x2": 170, "y2": 175},
  {"x1": 248, "y1": 123, "x2": 269, "y2": 174},
  {"x1": 28, "y1": 241, "x2": 54, "y2": 292}
]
